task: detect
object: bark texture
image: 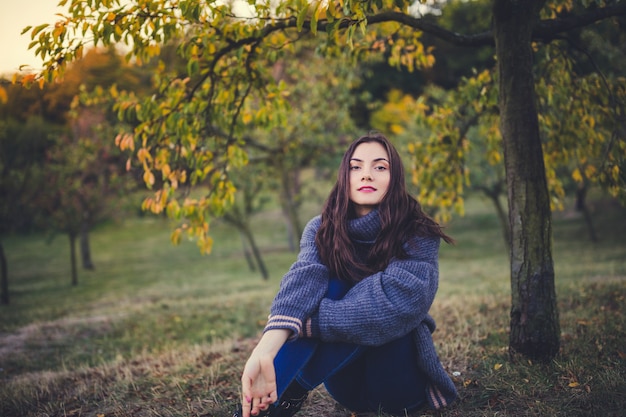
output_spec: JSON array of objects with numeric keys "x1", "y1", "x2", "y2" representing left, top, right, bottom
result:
[{"x1": 493, "y1": 0, "x2": 560, "y2": 361}]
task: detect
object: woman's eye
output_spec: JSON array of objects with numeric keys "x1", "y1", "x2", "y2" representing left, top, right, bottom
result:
[
  {"x1": 375, "y1": 165, "x2": 387, "y2": 171},
  {"x1": 350, "y1": 165, "x2": 360, "y2": 170}
]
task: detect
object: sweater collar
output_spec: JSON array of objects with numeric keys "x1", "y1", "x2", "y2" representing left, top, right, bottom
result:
[{"x1": 347, "y1": 209, "x2": 381, "y2": 242}]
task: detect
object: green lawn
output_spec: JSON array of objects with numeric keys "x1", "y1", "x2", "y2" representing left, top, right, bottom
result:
[{"x1": 1, "y1": 195, "x2": 624, "y2": 417}]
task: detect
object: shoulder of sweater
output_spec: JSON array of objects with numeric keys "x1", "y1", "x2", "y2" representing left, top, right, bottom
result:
[
  {"x1": 304, "y1": 214, "x2": 322, "y2": 230},
  {"x1": 301, "y1": 215, "x2": 322, "y2": 244},
  {"x1": 403, "y1": 234, "x2": 440, "y2": 255}
]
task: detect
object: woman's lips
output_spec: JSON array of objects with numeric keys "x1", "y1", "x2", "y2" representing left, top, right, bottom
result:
[{"x1": 358, "y1": 186, "x2": 377, "y2": 192}]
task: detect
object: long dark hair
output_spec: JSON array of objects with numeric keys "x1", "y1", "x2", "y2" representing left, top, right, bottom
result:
[{"x1": 316, "y1": 133, "x2": 454, "y2": 282}]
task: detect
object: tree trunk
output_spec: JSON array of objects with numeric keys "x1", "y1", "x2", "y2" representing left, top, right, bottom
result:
[
  {"x1": 0, "y1": 241, "x2": 8, "y2": 305},
  {"x1": 241, "y1": 223, "x2": 269, "y2": 280},
  {"x1": 240, "y1": 231, "x2": 257, "y2": 272},
  {"x1": 278, "y1": 161, "x2": 302, "y2": 251},
  {"x1": 493, "y1": 0, "x2": 560, "y2": 361},
  {"x1": 575, "y1": 183, "x2": 598, "y2": 242},
  {"x1": 80, "y1": 219, "x2": 95, "y2": 270},
  {"x1": 69, "y1": 232, "x2": 78, "y2": 286}
]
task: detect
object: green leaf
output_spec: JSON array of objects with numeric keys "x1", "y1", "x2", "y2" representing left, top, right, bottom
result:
[
  {"x1": 296, "y1": 5, "x2": 308, "y2": 32},
  {"x1": 187, "y1": 59, "x2": 199, "y2": 75},
  {"x1": 30, "y1": 23, "x2": 50, "y2": 39}
]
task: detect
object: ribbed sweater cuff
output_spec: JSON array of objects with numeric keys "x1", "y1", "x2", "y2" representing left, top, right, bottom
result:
[
  {"x1": 302, "y1": 314, "x2": 321, "y2": 338},
  {"x1": 263, "y1": 315, "x2": 302, "y2": 340}
]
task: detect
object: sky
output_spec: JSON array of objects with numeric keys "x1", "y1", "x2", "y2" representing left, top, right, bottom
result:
[{"x1": 0, "y1": 0, "x2": 66, "y2": 76}]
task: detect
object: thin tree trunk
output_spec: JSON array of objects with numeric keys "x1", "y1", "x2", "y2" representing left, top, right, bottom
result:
[
  {"x1": 240, "y1": 231, "x2": 257, "y2": 272},
  {"x1": 494, "y1": 0, "x2": 560, "y2": 361},
  {"x1": 575, "y1": 183, "x2": 598, "y2": 242},
  {"x1": 241, "y1": 224, "x2": 269, "y2": 280},
  {"x1": 69, "y1": 232, "x2": 78, "y2": 286},
  {"x1": 0, "y1": 241, "x2": 8, "y2": 305},
  {"x1": 278, "y1": 161, "x2": 302, "y2": 251},
  {"x1": 80, "y1": 219, "x2": 95, "y2": 270},
  {"x1": 282, "y1": 209, "x2": 296, "y2": 253}
]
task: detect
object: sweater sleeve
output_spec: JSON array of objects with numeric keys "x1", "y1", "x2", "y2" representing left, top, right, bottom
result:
[
  {"x1": 304, "y1": 236, "x2": 440, "y2": 346},
  {"x1": 263, "y1": 216, "x2": 329, "y2": 339}
]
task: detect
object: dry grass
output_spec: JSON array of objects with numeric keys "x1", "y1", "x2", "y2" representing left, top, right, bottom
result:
[
  {"x1": 1, "y1": 197, "x2": 625, "y2": 417},
  {"x1": 1, "y1": 279, "x2": 623, "y2": 417}
]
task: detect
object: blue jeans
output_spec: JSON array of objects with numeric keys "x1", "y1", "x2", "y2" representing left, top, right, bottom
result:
[{"x1": 272, "y1": 279, "x2": 428, "y2": 415}]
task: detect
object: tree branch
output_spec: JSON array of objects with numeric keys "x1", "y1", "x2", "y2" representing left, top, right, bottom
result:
[
  {"x1": 533, "y1": 2, "x2": 626, "y2": 43},
  {"x1": 248, "y1": 3, "x2": 626, "y2": 49}
]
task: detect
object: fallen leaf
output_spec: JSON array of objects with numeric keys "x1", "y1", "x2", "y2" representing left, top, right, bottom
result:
[{"x1": 494, "y1": 363, "x2": 503, "y2": 370}]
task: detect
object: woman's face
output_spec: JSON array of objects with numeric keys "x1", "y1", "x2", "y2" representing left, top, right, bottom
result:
[{"x1": 349, "y1": 141, "x2": 391, "y2": 217}]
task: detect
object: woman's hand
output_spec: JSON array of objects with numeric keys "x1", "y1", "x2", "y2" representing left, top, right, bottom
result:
[
  {"x1": 241, "y1": 351, "x2": 277, "y2": 416},
  {"x1": 240, "y1": 329, "x2": 290, "y2": 417}
]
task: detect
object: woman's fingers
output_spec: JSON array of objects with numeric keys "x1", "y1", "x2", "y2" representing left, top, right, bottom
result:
[
  {"x1": 240, "y1": 392, "x2": 252, "y2": 416},
  {"x1": 251, "y1": 396, "x2": 261, "y2": 416},
  {"x1": 263, "y1": 393, "x2": 275, "y2": 404},
  {"x1": 241, "y1": 372, "x2": 253, "y2": 417}
]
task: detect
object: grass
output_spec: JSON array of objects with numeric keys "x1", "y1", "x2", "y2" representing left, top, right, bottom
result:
[{"x1": 0, "y1": 194, "x2": 625, "y2": 417}]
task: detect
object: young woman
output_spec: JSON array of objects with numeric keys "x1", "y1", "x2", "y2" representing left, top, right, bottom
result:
[{"x1": 234, "y1": 133, "x2": 457, "y2": 417}]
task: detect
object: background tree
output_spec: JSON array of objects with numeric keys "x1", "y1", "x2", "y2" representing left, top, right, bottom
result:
[
  {"x1": 1, "y1": 72, "x2": 68, "y2": 304},
  {"x1": 220, "y1": 164, "x2": 270, "y2": 280},
  {"x1": 70, "y1": 105, "x2": 135, "y2": 270},
  {"x1": 0, "y1": 116, "x2": 57, "y2": 304},
  {"x1": 36, "y1": 108, "x2": 132, "y2": 286},
  {"x1": 245, "y1": 44, "x2": 359, "y2": 249},
  {"x1": 25, "y1": 0, "x2": 626, "y2": 361}
]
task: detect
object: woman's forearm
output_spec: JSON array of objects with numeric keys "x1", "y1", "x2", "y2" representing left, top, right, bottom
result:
[{"x1": 253, "y1": 329, "x2": 291, "y2": 357}]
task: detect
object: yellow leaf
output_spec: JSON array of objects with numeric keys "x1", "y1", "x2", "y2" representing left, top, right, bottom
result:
[
  {"x1": 568, "y1": 382, "x2": 580, "y2": 388},
  {"x1": 389, "y1": 123, "x2": 404, "y2": 134},
  {"x1": 171, "y1": 228, "x2": 182, "y2": 245},
  {"x1": 137, "y1": 148, "x2": 152, "y2": 165},
  {"x1": 587, "y1": 116, "x2": 595, "y2": 128},
  {"x1": 611, "y1": 165, "x2": 620, "y2": 181},
  {"x1": 494, "y1": 363, "x2": 502, "y2": 370},
  {"x1": 162, "y1": 164, "x2": 171, "y2": 178},
  {"x1": 584, "y1": 165, "x2": 597, "y2": 178},
  {"x1": 143, "y1": 170, "x2": 155, "y2": 187}
]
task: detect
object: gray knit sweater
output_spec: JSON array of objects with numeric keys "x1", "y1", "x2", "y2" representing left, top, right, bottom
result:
[{"x1": 264, "y1": 210, "x2": 458, "y2": 410}]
